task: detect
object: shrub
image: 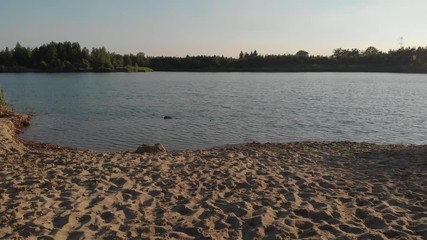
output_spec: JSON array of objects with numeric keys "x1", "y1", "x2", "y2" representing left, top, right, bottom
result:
[{"x1": 0, "y1": 88, "x2": 8, "y2": 107}]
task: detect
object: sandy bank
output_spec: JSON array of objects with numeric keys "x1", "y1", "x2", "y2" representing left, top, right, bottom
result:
[
  {"x1": 0, "y1": 109, "x2": 426, "y2": 239},
  {"x1": 0, "y1": 106, "x2": 30, "y2": 155}
]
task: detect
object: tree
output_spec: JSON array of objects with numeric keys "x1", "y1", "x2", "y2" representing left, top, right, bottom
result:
[
  {"x1": 91, "y1": 47, "x2": 113, "y2": 70},
  {"x1": 46, "y1": 42, "x2": 58, "y2": 65},
  {"x1": 39, "y1": 60, "x2": 49, "y2": 70},
  {"x1": 13, "y1": 42, "x2": 32, "y2": 67},
  {"x1": 333, "y1": 48, "x2": 361, "y2": 63},
  {"x1": 2, "y1": 41, "x2": 427, "y2": 72},
  {"x1": 111, "y1": 53, "x2": 124, "y2": 68},
  {"x1": 253, "y1": 50, "x2": 258, "y2": 57},
  {"x1": 56, "y1": 42, "x2": 69, "y2": 61},
  {"x1": 0, "y1": 47, "x2": 13, "y2": 66},
  {"x1": 135, "y1": 52, "x2": 148, "y2": 66},
  {"x1": 415, "y1": 47, "x2": 427, "y2": 66},
  {"x1": 296, "y1": 50, "x2": 309, "y2": 58},
  {"x1": 239, "y1": 51, "x2": 244, "y2": 59},
  {"x1": 81, "y1": 47, "x2": 90, "y2": 61},
  {"x1": 70, "y1": 42, "x2": 82, "y2": 64},
  {"x1": 363, "y1": 46, "x2": 380, "y2": 56},
  {"x1": 123, "y1": 54, "x2": 132, "y2": 66},
  {"x1": 81, "y1": 59, "x2": 91, "y2": 69},
  {"x1": 388, "y1": 47, "x2": 416, "y2": 65}
]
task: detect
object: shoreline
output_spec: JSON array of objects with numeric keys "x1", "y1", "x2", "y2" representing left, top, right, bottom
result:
[
  {"x1": 2, "y1": 68, "x2": 427, "y2": 74},
  {"x1": 1, "y1": 108, "x2": 426, "y2": 239}
]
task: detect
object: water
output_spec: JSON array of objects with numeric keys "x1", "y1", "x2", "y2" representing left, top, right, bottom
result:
[{"x1": 0, "y1": 72, "x2": 426, "y2": 151}]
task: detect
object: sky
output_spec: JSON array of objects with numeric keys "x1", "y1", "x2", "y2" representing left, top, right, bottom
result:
[{"x1": 1, "y1": 0, "x2": 426, "y2": 57}]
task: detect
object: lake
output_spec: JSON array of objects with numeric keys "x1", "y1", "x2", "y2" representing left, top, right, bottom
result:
[{"x1": 0, "y1": 72, "x2": 426, "y2": 151}]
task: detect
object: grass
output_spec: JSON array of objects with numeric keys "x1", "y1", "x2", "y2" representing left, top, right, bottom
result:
[
  {"x1": 0, "y1": 88, "x2": 9, "y2": 107},
  {"x1": 124, "y1": 66, "x2": 153, "y2": 72}
]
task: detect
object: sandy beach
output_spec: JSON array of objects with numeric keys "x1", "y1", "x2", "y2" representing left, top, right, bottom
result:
[{"x1": 0, "y1": 109, "x2": 426, "y2": 239}]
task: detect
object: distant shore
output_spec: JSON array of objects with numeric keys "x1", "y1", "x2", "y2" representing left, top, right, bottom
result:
[
  {"x1": 149, "y1": 64, "x2": 427, "y2": 74},
  {"x1": 0, "y1": 66, "x2": 153, "y2": 73},
  {"x1": 2, "y1": 64, "x2": 427, "y2": 74},
  {"x1": 3, "y1": 42, "x2": 427, "y2": 75},
  {"x1": 0, "y1": 108, "x2": 426, "y2": 239}
]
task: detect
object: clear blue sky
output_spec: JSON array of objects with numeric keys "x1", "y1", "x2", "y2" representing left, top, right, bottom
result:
[{"x1": 1, "y1": 0, "x2": 426, "y2": 57}]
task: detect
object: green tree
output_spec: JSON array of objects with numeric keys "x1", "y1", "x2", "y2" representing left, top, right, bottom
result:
[
  {"x1": 91, "y1": 47, "x2": 113, "y2": 70},
  {"x1": 363, "y1": 46, "x2": 379, "y2": 56},
  {"x1": 135, "y1": 52, "x2": 148, "y2": 66},
  {"x1": 333, "y1": 48, "x2": 361, "y2": 63},
  {"x1": 111, "y1": 54, "x2": 124, "y2": 68},
  {"x1": 46, "y1": 42, "x2": 58, "y2": 65},
  {"x1": 388, "y1": 47, "x2": 416, "y2": 65},
  {"x1": 81, "y1": 59, "x2": 91, "y2": 69},
  {"x1": 296, "y1": 50, "x2": 309, "y2": 58},
  {"x1": 70, "y1": 42, "x2": 82, "y2": 65},
  {"x1": 0, "y1": 47, "x2": 13, "y2": 66},
  {"x1": 239, "y1": 51, "x2": 244, "y2": 59},
  {"x1": 123, "y1": 54, "x2": 132, "y2": 66},
  {"x1": 13, "y1": 42, "x2": 32, "y2": 67},
  {"x1": 415, "y1": 47, "x2": 427, "y2": 66}
]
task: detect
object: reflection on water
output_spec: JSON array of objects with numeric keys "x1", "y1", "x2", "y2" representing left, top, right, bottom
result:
[{"x1": 0, "y1": 72, "x2": 426, "y2": 151}]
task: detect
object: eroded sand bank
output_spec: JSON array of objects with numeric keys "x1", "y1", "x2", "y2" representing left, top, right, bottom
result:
[{"x1": 0, "y1": 109, "x2": 426, "y2": 239}]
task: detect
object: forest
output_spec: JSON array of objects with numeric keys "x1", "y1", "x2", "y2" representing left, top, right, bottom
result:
[{"x1": 1, "y1": 41, "x2": 427, "y2": 73}]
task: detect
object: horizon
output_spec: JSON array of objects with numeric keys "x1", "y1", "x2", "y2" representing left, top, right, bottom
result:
[{"x1": 1, "y1": 0, "x2": 427, "y2": 57}]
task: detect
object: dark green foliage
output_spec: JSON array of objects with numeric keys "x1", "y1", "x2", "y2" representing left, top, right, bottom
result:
[
  {"x1": 80, "y1": 59, "x2": 91, "y2": 70},
  {"x1": 0, "y1": 41, "x2": 151, "y2": 72},
  {"x1": 12, "y1": 42, "x2": 32, "y2": 67},
  {"x1": 0, "y1": 47, "x2": 13, "y2": 67},
  {"x1": 111, "y1": 54, "x2": 124, "y2": 69},
  {"x1": 39, "y1": 61, "x2": 49, "y2": 70},
  {"x1": 296, "y1": 50, "x2": 309, "y2": 58},
  {"x1": 1, "y1": 42, "x2": 427, "y2": 73},
  {"x1": 147, "y1": 47, "x2": 427, "y2": 72},
  {"x1": 91, "y1": 47, "x2": 113, "y2": 70}
]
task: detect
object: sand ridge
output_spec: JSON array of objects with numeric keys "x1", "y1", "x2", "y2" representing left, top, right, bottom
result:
[{"x1": 0, "y1": 111, "x2": 426, "y2": 239}]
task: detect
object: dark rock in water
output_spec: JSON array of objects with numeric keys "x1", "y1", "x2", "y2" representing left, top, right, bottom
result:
[
  {"x1": 163, "y1": 116, "x2": 172, "y2": 119},
  {"x1": 135, "y1": 143, "x2": 167, "y2": 154}
]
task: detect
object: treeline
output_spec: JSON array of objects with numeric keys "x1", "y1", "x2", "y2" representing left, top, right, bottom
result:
[
  {"x1": 0, "y1": 42, "x2": 151, "y2": 72},
  {"x1": 1, "y1": 41, "x2": 427, "y2": 73},
  {"x1": 148, "y1": 47, "x2": 427, "y2": 72}
]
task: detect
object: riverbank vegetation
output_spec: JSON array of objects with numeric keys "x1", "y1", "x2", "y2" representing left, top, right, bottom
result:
[
  {"x1": 0, "y1": 88, "x2": 8, "y2": 107},
  {"x1": 1, "y1": 42, "x2": 427, "y2": 73}
]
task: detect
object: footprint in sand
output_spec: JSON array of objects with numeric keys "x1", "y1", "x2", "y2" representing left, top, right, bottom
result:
[
  {"x1": 78, "y1": 214, "x2": 91, "y2": 225},
  {"x1": 171, "y1": 204, "x2": 195, "y2": 216},
  {"x1": 53, "y1": 214, "x2": 69, "y2": 229},
  {"x1": 67, "y1": 231, "x2": 84, "y2": 240},
  {"x1": 100, "y1": 211, "x2": 115, "y2": 223}
]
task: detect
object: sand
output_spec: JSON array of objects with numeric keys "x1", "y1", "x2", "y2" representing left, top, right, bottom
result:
[{"x1": 0, "y1": 109, "x2": 426, "y2": 239}]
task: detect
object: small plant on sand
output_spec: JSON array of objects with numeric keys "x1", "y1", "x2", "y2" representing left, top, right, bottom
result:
[{"x1": 0, "y1": 87, "x2": 8, "y2": 107}]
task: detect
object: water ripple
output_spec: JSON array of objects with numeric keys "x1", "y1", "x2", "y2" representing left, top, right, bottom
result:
[{"x1": 1, "y1": 72, "x2": 427, "y2": 151}]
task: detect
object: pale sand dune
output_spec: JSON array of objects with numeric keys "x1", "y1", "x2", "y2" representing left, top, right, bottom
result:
[{"x1": 0, "y1": 110, "x2": 426, "y2": 239}]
